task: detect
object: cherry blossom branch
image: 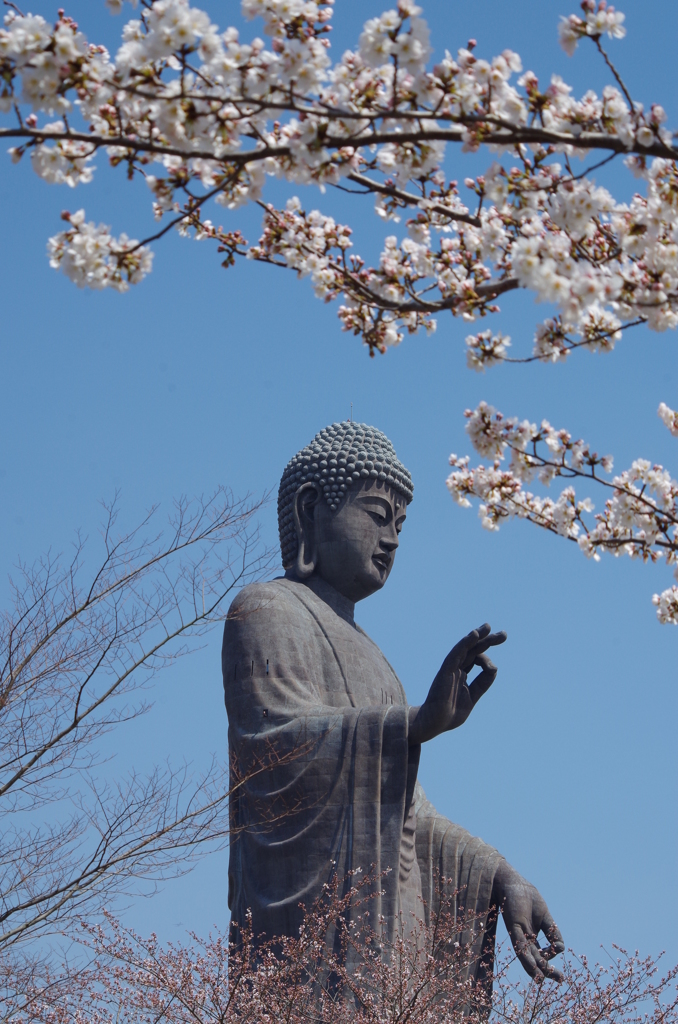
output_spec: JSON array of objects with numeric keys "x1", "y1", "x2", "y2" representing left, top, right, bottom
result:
[
  {"x1": 593, "y1": 38, "x2": 635, "y2": 113},
  {"x1": 447, "y1": 401, "x2": 678, "y2": 622},
  {"x1": 3, "y1": 0, "x2": 677, "y2": 357},
  {"x1": 465, "y1": 317, "x2": 646, "y2": 369},
  {"x1": 0, "y1": 126, "x2": 291, "y2": 164},
  {"x1": 3, "y1": 122, "x2": 678, "y2": 162},
  {"x1": 345, "y1": 172, "x2": 482, "y2": 227}
]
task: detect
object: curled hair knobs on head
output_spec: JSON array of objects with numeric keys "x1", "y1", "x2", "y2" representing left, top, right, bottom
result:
[{"x1": 277, "y1": 421, "x2": 414, "y2": 569}]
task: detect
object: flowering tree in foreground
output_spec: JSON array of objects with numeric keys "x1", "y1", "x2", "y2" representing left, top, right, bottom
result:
[
  {"x1": 9, "y1": 873, "x2": 678, "y2": 1024},
  {"x1": 3, "y1": 0, "x2": 678, "y2": 617}
]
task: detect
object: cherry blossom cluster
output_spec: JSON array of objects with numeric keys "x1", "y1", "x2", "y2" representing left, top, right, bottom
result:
[
  {"x1": 248, "y1": 197, "x2": 352, "y2": 301},
  {"x1": 447, "y1": 401, "x2": 678, "y2": 623},
  {"x1": 48, "y1": 209, "x2": 154, "y2": 290},
  {"x1": 558, "y1": 1, "x2": 626, "y2": 57},
  {"x1": 3, "y1": 0, "x2": 678, "y2": 351},
  {"x1": 466, "y1": 329, "x2": 511, "y2": 371}
]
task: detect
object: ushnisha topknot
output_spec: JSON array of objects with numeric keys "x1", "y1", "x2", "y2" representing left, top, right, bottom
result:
[{"x1": 278, "y1": 421, "x2": 414, "y2": 569}]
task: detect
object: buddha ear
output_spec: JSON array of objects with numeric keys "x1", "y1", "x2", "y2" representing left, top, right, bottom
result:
[{"x1": 292, "y1": 481, "x2": 321, "y2": 579}]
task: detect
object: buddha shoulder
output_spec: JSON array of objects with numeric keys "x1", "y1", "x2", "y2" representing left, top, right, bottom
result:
[{"x1": 224, "y1": 577, "x2": 310, "y2": 636}]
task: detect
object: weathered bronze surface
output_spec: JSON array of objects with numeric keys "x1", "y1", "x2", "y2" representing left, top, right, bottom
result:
[{"x1": 223, "y1": 422, "x2": 563, "y2": 984}]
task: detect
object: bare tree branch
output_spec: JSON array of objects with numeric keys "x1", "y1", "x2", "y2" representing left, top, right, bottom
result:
[{"x1": 0, "y1": 490, "x2": 288, "y2": 949}]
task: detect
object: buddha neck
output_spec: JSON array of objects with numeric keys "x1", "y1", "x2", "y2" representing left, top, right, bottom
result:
[{"x1": 287, "y1": 572, "x2": 356, "y2": 626}]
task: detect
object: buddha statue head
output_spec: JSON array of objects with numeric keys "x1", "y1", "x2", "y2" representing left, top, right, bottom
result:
[{"x1": 278, "y1": 422, "x2": 414, "y2": 603}]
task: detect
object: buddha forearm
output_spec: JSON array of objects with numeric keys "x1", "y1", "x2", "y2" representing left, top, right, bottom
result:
[
  {"x1": 407, "y1": 704, "x2": 441, "y2": 745},
  {"x1": 491, "y1": 857, "x2": 518, "y2": 906},
  {"x1": 408, "y1": 705, "x2": 423, "y2": 745}
]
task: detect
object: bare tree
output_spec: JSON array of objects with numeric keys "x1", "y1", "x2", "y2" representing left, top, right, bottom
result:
[{"x1": 0, "y1": 489, "x2": 275, "y2": 950}]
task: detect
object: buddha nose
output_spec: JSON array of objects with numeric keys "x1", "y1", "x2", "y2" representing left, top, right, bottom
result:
[{"x1": 381, "y1": 523, "x2": 399, "y2": 552}]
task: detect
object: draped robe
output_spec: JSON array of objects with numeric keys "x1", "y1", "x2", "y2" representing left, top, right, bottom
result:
[{"x1": 222, "y1": 576, "x2": 503, "y2": 984}]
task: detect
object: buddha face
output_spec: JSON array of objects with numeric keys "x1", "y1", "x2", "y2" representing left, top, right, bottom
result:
[{"x1": 292, "y1": 478, "x2": 407, "y2": 603}]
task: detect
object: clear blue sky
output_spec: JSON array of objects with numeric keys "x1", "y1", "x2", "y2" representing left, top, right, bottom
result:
[{"x1": 1, "y1": 0, "x2": 676, "y2": 963}]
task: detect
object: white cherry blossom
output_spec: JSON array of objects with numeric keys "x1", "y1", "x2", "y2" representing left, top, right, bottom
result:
[
  {"x1": 448, "y1": 401, "x2": 678, "y2": 623},
  {"x1": 48, "y1": 209, "x2": 153, "y2": 291},
  {"x1": 652, "y1": 586, "x2": 678, "y2": 625},
  {"x1": 658, "y1": 402, "x2": 678, "y2": 438},
  {"x1": 1, "y1": 0, "x2": 666, "y2": 356}
]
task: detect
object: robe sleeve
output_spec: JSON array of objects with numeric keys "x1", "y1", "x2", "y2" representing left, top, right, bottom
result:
[
  {"x1": 414, "y1": 782, "x2": 503, "y2": 991},
  {"x1": 222, "y1": 580, "x2": 418, "y2": 947}
]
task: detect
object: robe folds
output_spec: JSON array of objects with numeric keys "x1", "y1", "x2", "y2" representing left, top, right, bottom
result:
[{"x1": 222, "y1": 576, "x2": 503, "y2": 983}]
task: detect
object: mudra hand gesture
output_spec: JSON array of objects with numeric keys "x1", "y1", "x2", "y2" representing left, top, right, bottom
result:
[
  {"x1": 408, "y1": 623, "x2": 507, "y2": 744},
  {"x1": 492, "y1": 865, "x2": 565, "y2": 982}
]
